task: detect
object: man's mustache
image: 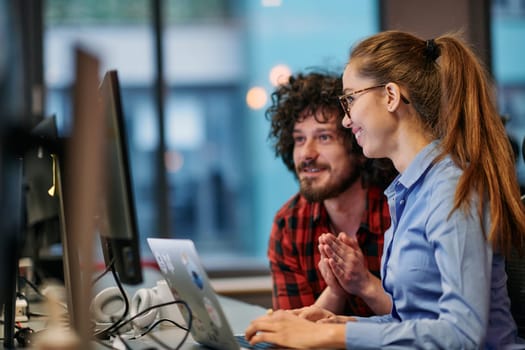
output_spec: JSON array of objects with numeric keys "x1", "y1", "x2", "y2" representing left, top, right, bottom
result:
[{"x1": 297, "y1": 160, "x2": 328, "y2": 172}]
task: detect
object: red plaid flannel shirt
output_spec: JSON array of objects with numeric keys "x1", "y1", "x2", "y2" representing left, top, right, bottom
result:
[{"x1": 268, "y1": 185, "x2": 390, "y2": 316}]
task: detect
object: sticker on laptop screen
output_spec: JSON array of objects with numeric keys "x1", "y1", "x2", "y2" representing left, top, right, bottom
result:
[
  {"x1": 181, "y1": 252, "x2": 204, "y2": 290},
  {"x1": 204, "y1": 296, "x2": 222, "y2": 328},
  {"x1": 154, "y1": 252, "x2": 175, "y2": 274}
]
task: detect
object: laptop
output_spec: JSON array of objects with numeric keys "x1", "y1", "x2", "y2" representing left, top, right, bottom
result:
[{"x1": 147, "y1": 238, "x2": 274, "y2": 350}]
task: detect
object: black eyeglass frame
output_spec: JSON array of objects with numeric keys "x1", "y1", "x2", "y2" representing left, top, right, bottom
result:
[{"x1": 338, "y1": 84, "x2": 410, "y2": 117}]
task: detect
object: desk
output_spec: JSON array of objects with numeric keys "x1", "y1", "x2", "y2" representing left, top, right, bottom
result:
[
  {"x1": 211, "y1": 276, "x2": 273, "y2": 309},
  {"x1": 2, "y1": 295, "x2": 266, "y2": 349},
  {"x1": 3, "y1": 280, "x2": 267, "y2": 349},
  {"x1": 93, "y1": 295, "x2": 267, "y2": 350}
]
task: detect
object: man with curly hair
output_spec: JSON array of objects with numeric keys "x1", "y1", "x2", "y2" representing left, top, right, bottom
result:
[{"x1": 266, "y1": 71, "x2": 396, "y2": 317}]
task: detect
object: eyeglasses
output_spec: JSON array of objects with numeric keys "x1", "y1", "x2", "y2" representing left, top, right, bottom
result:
[
  {"x1": 338, "y1": 85, "x2": 386, "y2": 116},
  {"x1": 338, "y1": 84, "x2": 410, "y2": 117}
]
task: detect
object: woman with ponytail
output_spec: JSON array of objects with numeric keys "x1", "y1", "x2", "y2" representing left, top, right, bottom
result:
[{"x1": 245, "y1": 31, "x2": 525, "y2": 349}]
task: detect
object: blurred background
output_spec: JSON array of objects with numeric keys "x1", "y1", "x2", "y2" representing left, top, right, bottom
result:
[{"x1": 6, "y1": 0, "x2": 525, "y2": 275}]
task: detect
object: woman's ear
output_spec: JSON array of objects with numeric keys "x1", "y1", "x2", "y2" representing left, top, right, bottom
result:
[{"x1": 385, "y1": 82, "x2": 403, "y2": 112}]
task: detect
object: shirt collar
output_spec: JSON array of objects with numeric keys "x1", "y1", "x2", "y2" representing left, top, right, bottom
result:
[{"x1": 387, "y1": 140, "x2": 441, "y2": 194}]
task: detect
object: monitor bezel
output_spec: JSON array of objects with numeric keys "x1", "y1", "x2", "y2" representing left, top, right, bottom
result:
[{"x1": 98, "y1": 69, "x2": 143, "y2": 285}]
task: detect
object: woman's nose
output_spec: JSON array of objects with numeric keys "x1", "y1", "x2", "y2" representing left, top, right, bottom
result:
[{"x1": 342, "y1": 114, "x2": 353, "y2": 128}]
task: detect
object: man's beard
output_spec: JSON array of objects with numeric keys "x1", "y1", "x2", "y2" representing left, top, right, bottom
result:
[{"x1": 299, "y1": 166, "x2": 361, "y2": 202}]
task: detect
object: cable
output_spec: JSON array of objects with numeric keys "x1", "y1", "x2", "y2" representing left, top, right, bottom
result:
[
  {"x1": 135, "y1": 318, "x2": 188, "y2": 337},
  {"x1": 112, "y1": 300, "x2": 189, "y2": 334},
  {"x1": 92, "y1": 263, "x2": 130, "y2": 340},
  {"x1": 111, "y1": 299, "x2": 192, "y2": 350},
  {"x1": 92, "y1": 258, "x2": 116, "y2": 285},
  {"x1": 116, "y1": 333, "x2": 133, "y2": 350},
  {"x1": 18, "y1": 275, "x2": 68, "y2": 313},
  {"x1": 92, "y1": 337, "x2": 116, "y2": 349},
  {"x1": 18, "y1": 276, "x2": 45, "y2": 299},
  {"x1": 89, "y1": 261, "x2": 192, "y2": 349}
]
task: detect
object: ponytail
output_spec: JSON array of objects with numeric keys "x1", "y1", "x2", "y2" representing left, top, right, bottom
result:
[{"x1": 436, "y1": 34, "x2": 525, "y2": 256}]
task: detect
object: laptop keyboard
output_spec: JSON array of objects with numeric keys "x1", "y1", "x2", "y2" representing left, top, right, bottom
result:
[{"x1": 235, "y1": 335, "x2": 276, "y2": 350}]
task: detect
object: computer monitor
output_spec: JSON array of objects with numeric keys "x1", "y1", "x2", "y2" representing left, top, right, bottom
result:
[
  {"x1": 22, "y1": 116, "x2": 63, "y2": 283},
  {"x1": 22, "y1": 70, "x2": 144, "y2": 289},
  {"x1": 1, "y1": 0, "x2": 31, "y2": 347},
  {"x1": 19, "y1": 66, "x2": 143, "y2": 344},
  {"x1": 98, "y1": 70, "x2": 143, "y2": 285},
  {"x1": 56, "y1": 47, "x2": 107, "y2": 345}
]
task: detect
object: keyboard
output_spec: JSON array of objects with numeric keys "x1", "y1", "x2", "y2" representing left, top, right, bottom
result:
[{"x1": 235, "y1": 335, "x2": 276, "y2": 350}]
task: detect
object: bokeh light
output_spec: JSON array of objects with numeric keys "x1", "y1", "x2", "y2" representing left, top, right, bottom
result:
[
  {"x1": 269, "y1": 64, "x2": 291, "y2": 87},
  {"x1": 246, "y1": 86, "x2": 268, "y2": 110}
]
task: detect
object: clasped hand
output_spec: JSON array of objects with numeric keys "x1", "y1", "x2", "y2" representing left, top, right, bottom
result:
[{"x1": 318, "y1": 232, "x2": 371, "y2": 297}]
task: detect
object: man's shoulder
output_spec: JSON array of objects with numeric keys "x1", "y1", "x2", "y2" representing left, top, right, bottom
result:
[
  {"x1": 365, "y1": 184, "x2": 390, "y2": 208},
  {"x1": 363, "y1": 185, "x2": 391, "y2": 235},
  {"x1": 366, "y1": 184, "x2": 387, "y2": 198}
]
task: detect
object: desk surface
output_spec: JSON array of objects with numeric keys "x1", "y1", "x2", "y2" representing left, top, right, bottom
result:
[
  {"x1": 4, "y1": 269, "x2": 268, "y2": 349},
  {"x1": 114, "y1": 295, "x2": 267, "y2": 350},
  {"x1": 4, "y1": 293, "x2": 266, "y2": 349}
]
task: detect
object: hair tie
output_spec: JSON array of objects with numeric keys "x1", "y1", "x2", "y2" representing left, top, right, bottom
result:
[{"x1": 425, "y1": 39, "x2": 440, "y2": 61}]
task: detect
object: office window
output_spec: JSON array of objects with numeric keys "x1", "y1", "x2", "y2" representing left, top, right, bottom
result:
[
  {"x1": 44, "y1": 0, "x2": 379, "y2": 270},
  {"x1": 492, "y1": 0, "x2": 525, "y2": 188}
]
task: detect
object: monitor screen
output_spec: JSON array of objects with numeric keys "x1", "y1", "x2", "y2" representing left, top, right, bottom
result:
[
  {"x1": 98, "y1": 70, "x2": 143, "y2": 285},
  {"x1": 0, "y1": 0, "x2": 29, "y2": 341}
]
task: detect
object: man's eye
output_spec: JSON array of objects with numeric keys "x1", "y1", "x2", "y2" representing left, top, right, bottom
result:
[
  {"x1": 293, "y1": 136, "x2": 305, "y2": 144},
  {"x1": 319, "y1": 134, "x2": 332, "y2": 141}
]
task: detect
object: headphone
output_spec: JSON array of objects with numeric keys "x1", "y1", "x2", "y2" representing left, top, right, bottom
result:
[
  {"x1": 90, "y1": 286, "x2": 161, "y2": 331},
  {"x1": 130, "y1": 288, "x2": 160, "y2": 329}
]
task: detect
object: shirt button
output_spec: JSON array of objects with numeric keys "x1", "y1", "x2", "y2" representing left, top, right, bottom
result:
[{"x1": 399, "y1": 199, "x2": 405, "y2": 205}]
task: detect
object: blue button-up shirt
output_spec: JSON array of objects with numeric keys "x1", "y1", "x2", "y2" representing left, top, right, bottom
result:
[{"x1": 345, "y1": 141, "x2": 521, "y2": 349}]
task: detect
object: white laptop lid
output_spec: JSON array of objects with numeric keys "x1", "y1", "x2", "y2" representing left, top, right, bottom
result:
[{"x1": 147, "y1": 238, "x2": 240, "y2": 350}]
